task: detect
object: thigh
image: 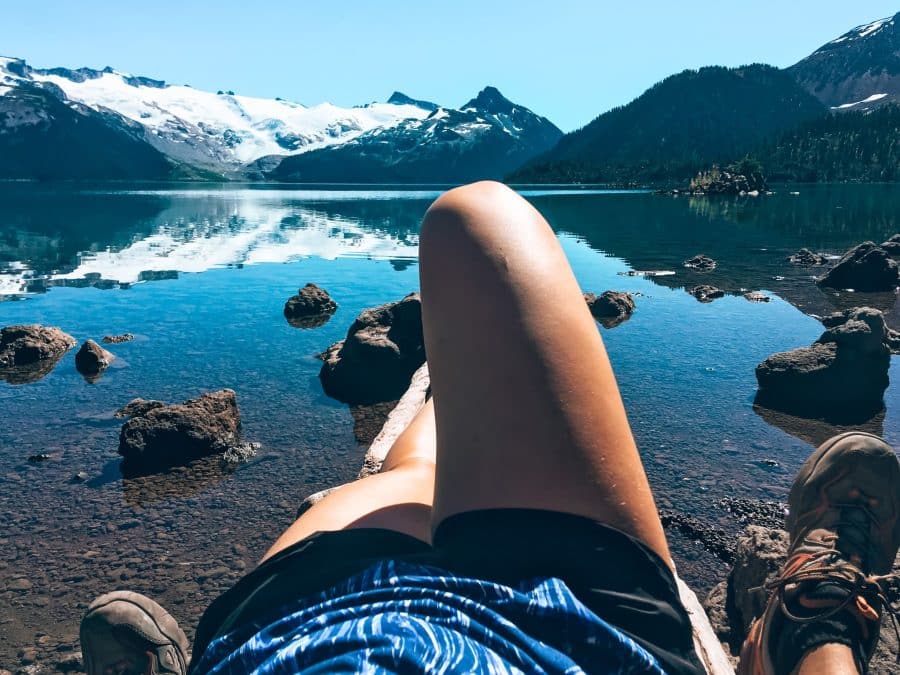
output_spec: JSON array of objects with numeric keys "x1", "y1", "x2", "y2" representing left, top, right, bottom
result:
[{"x1": 420, "y1": 181, "x2": 670, "y2": 562}]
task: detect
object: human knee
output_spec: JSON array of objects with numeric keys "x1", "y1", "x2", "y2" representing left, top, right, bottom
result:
[{"x1": 421, "y1": 180, "x2": 526, "y2": 255}]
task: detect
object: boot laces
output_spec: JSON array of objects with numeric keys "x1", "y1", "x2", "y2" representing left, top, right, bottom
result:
[{"x1": 768, "y1": 501, "x2": 899, "y2": 666}]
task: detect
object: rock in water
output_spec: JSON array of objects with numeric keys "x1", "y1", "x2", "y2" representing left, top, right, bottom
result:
[
  {"x1": 0, "y1": 324, "x2": 76, "y2": 367},
  {"x1": 74, "y1": 340, "x2": 115, "y2": 381},
  {"x1": 755, "y1": 307, "x2": 890, "y2": 420},
  {"x1": 816, "y1": 242, "x2": 899, "y2": 291},
  {"x1": 743, "y1": 291, "x2": 770, "y2": 303},
  {"x1": 881, "y1": 233, "x2": 900, "y2": 258},
  {"x1": 118, "y1": 390, "x2": 242, "y2": 472},
  {"x1": 786, "y1": 248, "x2": 827, "y2": 266},
  {"x1": 103, "y1": 333, "x2": 135, "y2": 344},
  {"x1": 683, "y1": 254, "x2": 717, "y2": 271},
  {"x1": 688, "y1": 285, "x2": 725, "y2": 303},
  {"x1": 0, "y1": 324, "x2": 76, "y2": 384},
  {"x1": 284, "y1": 283, "x2": 337, "y2": 328},
  {"x1": 320, "y1": 293, "x2": 424, "y2": 404},
  {"x1": 583, "y1": 291, "x2": 635, "y2": 328}
]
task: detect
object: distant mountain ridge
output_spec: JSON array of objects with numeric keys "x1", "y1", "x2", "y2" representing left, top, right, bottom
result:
[
  {"x1": 269, "y1": 86, "x2": 562, "y2": 183},
  {"x1": 787, "y1": 12, "x2": 899, "y2": 110},
  {"x1": 0, "y1": 57, "x2": 560, "y2": 182},
  {"x1": 509, "y1": 65, "x2": 825, "y2": 184}
]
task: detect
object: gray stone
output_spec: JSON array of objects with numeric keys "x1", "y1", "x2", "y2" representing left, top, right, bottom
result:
[
  {"x1": 816, "y1": 242, "x2": 899, "y2": 292},
  {"x1": 683, "y1": 254, "x2": 718, "y2": 271},
  {"x1": 689, "y1": 285, "x2": 726, "y2": 303},
  {"x1": 118, "y1": 390, "x2": 242, "y2": 472},
  {"x1": 786, "y1": 248, "x2": 827, "y2": 266},
  {"x1": 584, "y1": 291, "x2": 636, "y2": 328},
  {"x1": 755, "y1": 307, "x2": 890, "y2": 420},
  {"x1": 74, "y1": 339, "x2": 115, "y2": 381},
  {"x1": 284, "y1": 283, "x2": 337, "y2": 328},
  {"x1": 319, "y1": 293, "x2": 424, "y2": 404}
]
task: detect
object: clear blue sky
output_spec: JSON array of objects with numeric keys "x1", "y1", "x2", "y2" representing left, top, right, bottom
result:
[{"x1": 1, "y1": 1, "x2": 897, "y2": 131}]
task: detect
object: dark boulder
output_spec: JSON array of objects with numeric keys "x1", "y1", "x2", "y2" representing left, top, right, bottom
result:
[
  {"x1": 103, "y1": 333, "x2": 134, "y2": 344},
  {"x1": 755, "y1": 307, "x2": 890, "y2": 420},
  {"x1": 75, "y1": 339, "x2": 115, "y2": 382},
  {"x1": 0, "y1": 324, "x2": 76, "y2": 384},
  {"x1": 683, "y1": 254, "x2": 717, "y2": 271},
  {"x1": 786, "y1": 248, "x2": 827, "y2": 266},
  {"x1": 583, "y1": 291, "x2": 635, "y2": 328},
  {"x1": 117, "y1": 389, "x2": 242, "y2": 472},
  {"x1": 0, "y1": 324, "x2": 76, "y2": 367},
  {"x1": 881, "y1": 234, "x2": 900, "y2": 258},
  {"x1": 284, "y1": 283, "x2": 337, "y2": 329},
  {"x1": 689, "y1": 285, "x2": 725, "y2": 303},
  {"x1": 319, "y1": 293, "x2": 424, "y2": 405},
  {"x1": 816, "y1": 242, "x2": 899, "y2": 292}
]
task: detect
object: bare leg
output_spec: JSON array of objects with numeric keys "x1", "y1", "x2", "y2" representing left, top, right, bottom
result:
[
  {"x1": 262, "y1": 399, "x2": 436, "y2": 561},
  {"x1": 420, "y1": 181, "x2": 670, "y2": 563},
  {"x1": 795, "y1": 644, "x2": 859, "y2": 675}
]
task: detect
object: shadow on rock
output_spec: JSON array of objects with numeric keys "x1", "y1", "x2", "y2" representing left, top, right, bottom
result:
[
  {"x1": 350, "y1": 400, "x2": 399, "y2": 446},
  {"x1": 752, "y1": 402, "x2": 885, "y2": 446}
]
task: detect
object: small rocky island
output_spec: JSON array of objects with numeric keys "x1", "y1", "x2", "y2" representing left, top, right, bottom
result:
[
  {"x1": 583, "y1": 291, "x2": 636, "y2": 328},
  {"x1": 284, "y1": 283, "x2": 338, "y2": 328}
]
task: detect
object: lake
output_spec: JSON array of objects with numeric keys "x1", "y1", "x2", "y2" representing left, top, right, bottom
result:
[{"x1": 1, "y1": 183, "x2": 899, "y2": 667}]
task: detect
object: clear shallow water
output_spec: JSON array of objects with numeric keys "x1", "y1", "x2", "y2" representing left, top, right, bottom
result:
[{"x1": 1, "y1": 183, "x2": 899, "y2": 665}]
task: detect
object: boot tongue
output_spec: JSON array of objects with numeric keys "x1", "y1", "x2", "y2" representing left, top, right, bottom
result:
[{"x1": 836, "y1": 507, "x2": 873, "y2": 570}]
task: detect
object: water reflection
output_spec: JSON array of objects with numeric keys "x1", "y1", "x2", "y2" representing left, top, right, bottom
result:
[{"x1": 0, "y1": 186, "x2": 428, "y2": 297}]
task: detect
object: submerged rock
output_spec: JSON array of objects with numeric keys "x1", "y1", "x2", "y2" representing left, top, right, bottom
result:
[
  {"x1": 688, "y1": 285, "x2": 725, "y2": 303},
  {"x1": 0, "y1": 324, "x2": 76, "y2": 384},
  {"x1": 816, "y1": 242, "x2": 899, "y2": 292},
  {"x1": 755, "y1": 307, "x2": 890, "y2": 420},
  {"x1": 584, "y1": 291, "x2": 635, "y2": 328},
  {"x1": 284, "y1": 283, "x2": 337, "y2": 329},
  {"x1": 118, "y1": 389, "x2": 243, "y2": 473},
  {"x1": 786, "y1": 248, "x2": 827, "y2": 266},
  {"x1": 320, "y1": 293, "x2": 424, "y2": 405},
  {"x1": 102, "y1": 333, "x2": 134, "y2": 344},
  {"x1": 75, "y1": 340, "x2": 115, "y2": 382},
  {"x1": 683, "y1": 254, "x2": 718, "y2": 271}
]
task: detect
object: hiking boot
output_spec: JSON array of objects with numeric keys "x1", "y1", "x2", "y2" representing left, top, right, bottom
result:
[
  {"x1": 80, "y1": 591, "x2": 189, "y2": 675},
  {"x1": 738, "y1": 432, "x2": 900, "y2": 674}
]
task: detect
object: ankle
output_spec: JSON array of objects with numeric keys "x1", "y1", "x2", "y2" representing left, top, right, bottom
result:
[{"x1": 794, "y1": 642, "x2": 860, "y2": 675}]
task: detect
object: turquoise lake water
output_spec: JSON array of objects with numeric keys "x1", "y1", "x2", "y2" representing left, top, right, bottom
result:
[{"x1": 0, "y1": 183, "x2": 898, "y2": 658}]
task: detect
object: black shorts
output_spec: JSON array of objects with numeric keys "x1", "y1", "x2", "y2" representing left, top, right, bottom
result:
[{"x1": 192, "y1": 509, "x2": 705, "y2": 674}]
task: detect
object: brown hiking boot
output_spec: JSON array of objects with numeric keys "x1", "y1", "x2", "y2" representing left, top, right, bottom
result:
[
  {"x1": 80, "y1": 591, "x2": 189, "y2": 675},
  {"x1": 738, "y1": 432, "x2": 900, "y2": 674}
]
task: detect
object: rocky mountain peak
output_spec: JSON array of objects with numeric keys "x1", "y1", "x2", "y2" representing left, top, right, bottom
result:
[
  {"x1": 386, "y1": 91, "x2": 439, "y2": 111},
  {"x1": 787, "y1": 12, "x2": 899, "y2": 109},
  {"x1": 463, "y1": 86, "x2": 516, "y2": 114}
]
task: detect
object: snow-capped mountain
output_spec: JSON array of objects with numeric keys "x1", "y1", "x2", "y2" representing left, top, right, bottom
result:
[
  {"x1": 0, "y1": 56, "x2": 433, "y2": 174},
  {"x1": 787, "y1": 12, "x2": 899, "y2": 110},
  {"x1": 267, "y1": 86, "x2": 563, "y2": 183},
  {"x1": 0, "y1": 57, "x2": 560, "y2": 182}
]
